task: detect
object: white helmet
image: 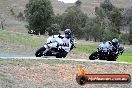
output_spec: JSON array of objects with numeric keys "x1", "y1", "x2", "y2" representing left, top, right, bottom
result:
[{"x1": 111, "y1": 38, "x2": 119, "y2": 46}]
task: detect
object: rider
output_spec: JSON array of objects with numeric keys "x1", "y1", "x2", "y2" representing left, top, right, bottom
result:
[
  {"x1": 98, "y1": 38, "x2": 120, "y2": 53},
  {"x1": 45, "y1": 29, "x2": 74, "y2": 57},
  {"x1": 111, "y1": 38, "x2": 120, "y2": 51}
]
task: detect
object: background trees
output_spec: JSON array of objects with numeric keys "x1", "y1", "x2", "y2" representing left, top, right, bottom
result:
[
  {"x1": 25, "y1": 0, "x2": 54, "y2": 35},
  {"x1": 122, "y1": 7, "x2": 132, "y2": 44},
  {"x1": 47, "y1": 24, "x2": 60, "y2": 36},
  {"x1": 61, "y1": 6, "x2": 87, "y2": 38},
  {"x1": 84, "y1": 0, "x2": 123, "y2": 42},
  {"x1": 24, "y1": 0, "x2": 131, "y2": 44}
]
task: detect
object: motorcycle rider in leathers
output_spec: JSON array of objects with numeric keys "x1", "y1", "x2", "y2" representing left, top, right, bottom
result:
[
  {"x1": 98, "y1": 38, "x2": 120, "y2": 53},
  {"x1": 44, "y1": 29, "x2": 74, "y2": 57}
]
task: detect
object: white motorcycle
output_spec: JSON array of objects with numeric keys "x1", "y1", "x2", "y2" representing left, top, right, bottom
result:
[{"x1": 35, "y1": 35, "x2": 76, "y2": 58}]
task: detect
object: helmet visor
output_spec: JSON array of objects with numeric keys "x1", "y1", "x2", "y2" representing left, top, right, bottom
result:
[{"x1": 65, "y1": 33, "x2": 71, "y2": 38}]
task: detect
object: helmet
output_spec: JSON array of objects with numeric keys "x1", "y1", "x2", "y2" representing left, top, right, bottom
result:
[
  {"x1": 64, "y1": 29, "x2": 72, "y2": 38},
  {"x1": 111, "y1": 38, "x2": 119, "y2": 47}
]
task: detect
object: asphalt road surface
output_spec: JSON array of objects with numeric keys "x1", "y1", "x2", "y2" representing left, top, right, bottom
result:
[{"x1": 0, "y1": 54, "x2": 131, "y2": 65}]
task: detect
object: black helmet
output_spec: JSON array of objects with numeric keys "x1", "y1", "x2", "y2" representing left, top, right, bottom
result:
[
  {"x1": 64, "y1": 29, "x2": 72, "y2": 38},
  {"x1": 111, "y1": 38, "x2": 119, "y2": 47}
]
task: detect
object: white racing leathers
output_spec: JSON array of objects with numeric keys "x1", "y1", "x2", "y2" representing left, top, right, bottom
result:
[{"x1": 44, "y1": 35, "x2": 72, "y2": 53}]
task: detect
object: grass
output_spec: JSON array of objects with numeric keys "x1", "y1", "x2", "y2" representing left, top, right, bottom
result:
[
  {"x1": 74, "y1": 43, "x2": 99, "y2": 53},
  {"x1": 0, "y1": 29, "x2": 131, "y2": 63},
  {"x1": 117, "y1": 55, "x2": 132, "y2": 62},
  {"x1": 0, "y1": 30, "x2": 44, "y2": 47}
]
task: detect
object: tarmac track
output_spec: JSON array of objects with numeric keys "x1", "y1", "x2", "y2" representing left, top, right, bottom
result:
[{"x1": 0, "y1": 54, "x2": 131, "y2": 65}]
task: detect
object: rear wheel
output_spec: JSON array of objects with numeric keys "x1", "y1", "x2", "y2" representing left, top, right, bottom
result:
[
  {"x1": 89, "y1": 52, "x2": 99, "y2": 60},
  {"x1": 107, "y1": 57, "x2": 116, "y2": 61},
  {"x1": 107, "y1": 53, "x2": 117, "y2": 61},
  {"x1": 35, "y1": 47, "x2": 46, "y2": 57}
]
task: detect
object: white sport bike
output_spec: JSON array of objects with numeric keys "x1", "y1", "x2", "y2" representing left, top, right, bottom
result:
[{"x1": 35, "y1": 35, "x2": 76, "y2": 58}]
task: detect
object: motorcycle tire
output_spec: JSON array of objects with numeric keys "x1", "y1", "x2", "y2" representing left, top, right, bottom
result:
[
  {"x1": 107, "y1": 58, "x2": 116, "y2": 61},
  {"x1": 107, "y1": 53, "x2": 117, "y2": 61},
  {"x1": 62, "y1": 51, "x2": 68, "y2": 58},
  {"x1": 35, "y1": 47, "x2": 46, "y2": 57},
  {"x1": 89, "y1": 52, "x2": 99, "y2": 60},
  {"x1": 56, "y1": 53, "x2": 62, "y2": 58}
]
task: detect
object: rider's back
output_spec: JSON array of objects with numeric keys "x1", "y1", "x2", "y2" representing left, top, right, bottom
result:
[
  {"x1": 47, "y1": 35, "x2": 73, "y2": 52},
  {"x1": 98, "y1": 41, "x2": 113, "y2": 52},
  {"x1": 47, "y1": 35, "x2": 65, "y2": 44}
]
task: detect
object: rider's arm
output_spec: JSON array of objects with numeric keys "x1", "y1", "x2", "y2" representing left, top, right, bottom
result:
[
  {"x1": 47, "y1": 36, "x2": 57, "y2": 43},
  {"x1": 55, "y1": 37, "x2": 64, "y2": 46}
]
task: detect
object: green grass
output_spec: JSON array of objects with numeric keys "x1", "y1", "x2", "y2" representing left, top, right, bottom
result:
[
  {"x1": 0, "y1": 29, "x2": 131, "y2": 63},
  {"x1": 0, "y1": 30, "x2": 44, "y2": 47},
  {"x1": 74, "y1": 43, "x2": 99, "y2": 53},
  {"x1": 117, "y1": 55, "x2": 132, "y2": 62}
]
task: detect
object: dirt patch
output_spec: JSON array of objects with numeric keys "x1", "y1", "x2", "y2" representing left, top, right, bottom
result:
[
  {"x1": 0, "y1": 59, "x2": 131, "y2": 88},
  {"x1": 67, "y1": 51, "x2": 89, "y2": 59}
]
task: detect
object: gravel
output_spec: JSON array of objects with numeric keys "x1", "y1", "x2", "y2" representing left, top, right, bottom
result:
[{"x1": 0, "y1": 58, "x2": 131, "y2": 88}]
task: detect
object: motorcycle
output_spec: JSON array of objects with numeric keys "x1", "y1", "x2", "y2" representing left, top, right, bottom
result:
[
  {"x1": 35, "y1": 36, "x2": 76, "y2": 58},
  {"x1": 89, "y1": 46, "x2": 124, "y2": 61}
]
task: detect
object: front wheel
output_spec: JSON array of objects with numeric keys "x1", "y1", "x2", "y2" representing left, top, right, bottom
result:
[
  {"x1": 89, "y1": 52, "x2": 99, "y2": 60},
  {"x1": 35, "y1": 47, "x2": 46, "y2": 57},
  {"x1": 56, "y1": 53, "x2": 63, "y2": 58},
  {"x1": 107, "y1": 53, "x2": 118, "y2": 61},
  {"x1": 56, "y1": 50, "x2": 68, "y2": 58}
]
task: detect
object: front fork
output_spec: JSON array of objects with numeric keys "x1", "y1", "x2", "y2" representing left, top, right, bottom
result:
[{"x1": 43, "y1": 44, "x2": 50, "y2": 55}]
